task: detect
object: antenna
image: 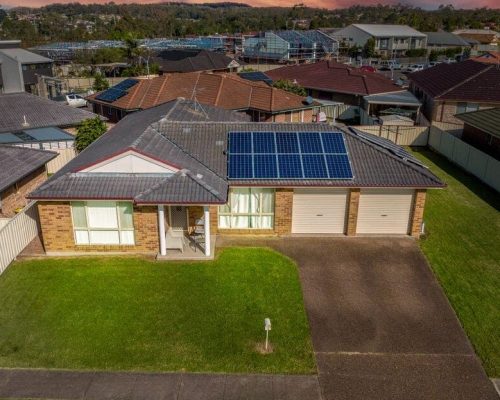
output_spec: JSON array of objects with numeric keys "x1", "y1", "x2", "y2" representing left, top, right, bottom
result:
[
  {"x1": 22, "y1": 115, "x2": 30, "y2": 128},
  {"x1": 193, "y1": 97, "x2": 209, "y2": 120}
]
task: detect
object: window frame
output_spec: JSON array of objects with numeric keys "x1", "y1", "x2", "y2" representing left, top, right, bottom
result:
[
  {"x1": 71, "y1": 201, "x2": 135, "y2": 245},
  {"x1": 218, "y1": 188, "x2": 275, "y2": 229}
]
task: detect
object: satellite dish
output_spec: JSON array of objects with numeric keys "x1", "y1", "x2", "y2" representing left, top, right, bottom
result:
[{"x1": 304, "y1": 96, "x2": 313, "y2": 105}]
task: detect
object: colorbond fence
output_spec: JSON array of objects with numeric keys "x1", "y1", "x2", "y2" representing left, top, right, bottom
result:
[
  {"x1": 0, "y1": 202, "x2": 40, "y2": 274},
  {"x1": 354, "y1": 125, "x2": 429, "y2": 146},
  {"x1": 429, "y1": 126, "x2": 500, "y2": 192},
  {"x1": 46, "y1": 148, "x2": 77, "y2": 174}
]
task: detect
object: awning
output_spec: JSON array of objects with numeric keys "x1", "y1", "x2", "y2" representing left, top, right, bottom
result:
[{"x1": 363, "y1": 91, "x2": 421, "y2": 107}]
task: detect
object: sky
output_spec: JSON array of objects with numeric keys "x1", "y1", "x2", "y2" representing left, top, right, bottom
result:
[{"x1": 1, "y1": 0, "x2": 497, "y2": 9}]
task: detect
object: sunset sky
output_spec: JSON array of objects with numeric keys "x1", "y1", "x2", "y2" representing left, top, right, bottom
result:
[{"x1": 1, "y1": 0, "x2": 498, "y2": 9}]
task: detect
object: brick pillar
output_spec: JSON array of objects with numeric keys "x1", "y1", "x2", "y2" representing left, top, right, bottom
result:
[
  {"x1": 275, "y1": 188, "x2": 293, "y2": 235},
  {"x1": 209, "y1": 205, "x2": 219, "y2": 235},
  {"x1": 346, "y1": 188, "x2": 360, "y2": 236},
  {"x1": 410, "y1": 189, "x2": 427, "y2": 238}
]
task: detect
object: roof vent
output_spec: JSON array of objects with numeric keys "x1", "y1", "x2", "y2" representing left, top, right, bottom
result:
[
  {"x1": 196, "y1": 173, "x2": 203, "y2": 179},
  {"x1": 182, "y1": 127, "x2": 191, "y2": 133},
  {"x1": 216, "y1": 140, "x2": 224, "y2": 146},
  {"x1": 177, "y1": 97, "x2": 186, "y2": 101},
  {"x1": 21, "y1": 115, "x2": 30, "y2": 128}
]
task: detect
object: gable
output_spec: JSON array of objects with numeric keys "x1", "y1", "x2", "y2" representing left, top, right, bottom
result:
[{"x1": 82, "y1": 150, "x2": 178, "y2": 174}]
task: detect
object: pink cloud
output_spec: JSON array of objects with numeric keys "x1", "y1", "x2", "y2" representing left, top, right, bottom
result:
[{"x1": 1, "y1": 0, "x2": 498, "y2": 9}]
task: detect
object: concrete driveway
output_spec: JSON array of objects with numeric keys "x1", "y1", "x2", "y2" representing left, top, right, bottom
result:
[{"x1": 218, "y1": 237, "x2": 498, "y2": 400}]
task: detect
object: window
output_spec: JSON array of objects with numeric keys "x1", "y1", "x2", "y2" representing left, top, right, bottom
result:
[
  {"x1": 71, "y1": 201, "x2": 134, "y2": 245},
  {"x1": 379, "y1": 38, "x2": 389, "y2": 49},
  {"x1": 219, "y1": 188, "x2": 275, "y2": 229},
  {"x1": 456, "y1": 102, "x2": 479, "y2": 114}
]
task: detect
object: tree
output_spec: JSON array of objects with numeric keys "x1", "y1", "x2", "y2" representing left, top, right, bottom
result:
[
  {"x1": 272, "y1": 79, "x2": 307, "y2": 97},
  {"x1": 75, "y1": 117, "x2": 107, "y2": 153},
  {"x1": 362, "y1": 37, "x2": 376, "y2": 58},
  {"x1": 92, "y1": 73, "x2": 110, "y2": 91}
]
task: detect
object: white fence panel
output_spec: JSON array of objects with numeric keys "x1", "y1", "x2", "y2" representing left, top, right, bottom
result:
[
  {"x1": 0, "y1": 202, "x2": 40, "y2": 274},
  {"x1": 429, "y1": 128, "x2": 500, "y2": 192},
  {"x1": 47, "y1": 148, "x2": 77, "y2": 174}
]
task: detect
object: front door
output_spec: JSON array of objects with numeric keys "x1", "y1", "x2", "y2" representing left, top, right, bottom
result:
[{"x1": 169, "y1": 206, "x2": 188, "y2": 232}]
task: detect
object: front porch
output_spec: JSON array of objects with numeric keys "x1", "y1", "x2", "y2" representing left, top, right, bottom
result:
[{"x1": 156, "y1": 204, "x2": 213, "y2": 259}]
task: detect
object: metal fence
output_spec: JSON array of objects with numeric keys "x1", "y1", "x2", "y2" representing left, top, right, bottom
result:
[
  {"x1": 46, "y1": 148, "x2": 77, "y2": 174},
  {"x1": 0, "y1": 202, "x2": 40, "y2": 274},
  {"x1": 429, "y1": 126, "x2": 500, "y2": 192},
  {"x1": 354, "y1": 125, "x2": 429, "y2": 146}
]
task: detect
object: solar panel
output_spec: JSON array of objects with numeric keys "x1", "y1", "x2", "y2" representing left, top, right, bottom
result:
[
  {"x1": 228, "y1": 131, "x2": 354, "y2": 180},
  {"x1": 114, "y1": 78, "x2": 139, "y2": 91},
  {"x1": 95, "y1": 88, "x2": 127, "y2": 102}
]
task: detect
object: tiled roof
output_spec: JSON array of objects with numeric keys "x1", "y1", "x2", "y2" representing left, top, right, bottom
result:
[
  {"x1": 30, "y1": 109, "x2": 443, "y2": 203},
  {"x1": 0, "y1": 92, "x2": 100, "y2": 134},
  {"x1": 455, "y1": 108, "x2": 500, "y2": 139},
  {"x1": 471, "y1": 51, "x2": 500, "y2": 65},
  {"x1": 0, "y1": 146, "x2": 57, "y2": 192},
  {"x1": 265, "y1": 60, "x2": 402, "y2": 96},
  {"x1": 87, "y1": 72, "x2": 312, "y2": 113},
  {"x1": 155, "y1": 49, "x2": 241, "y2": 73},
  {"x1": 409, "y1": 60, "x2": 500, "y2": 102}
]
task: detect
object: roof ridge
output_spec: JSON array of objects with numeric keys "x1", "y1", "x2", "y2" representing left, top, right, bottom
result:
[
  {"x1": 346, "y1": 129, "x2": 442, "y2": 185},
  {"x1": 436, "y1": 63, "x2": 492, "y2": 99},
  {"x1": 214, "y1": 74, "x2": 224, "y2": 106}
]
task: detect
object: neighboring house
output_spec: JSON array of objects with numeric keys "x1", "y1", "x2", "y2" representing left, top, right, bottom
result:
[
  {"x1": 0, "y1": 146, "x2": 56, "y2": 218},
  {"x1": 456, "y1": 108, "x2": 500, "y2": 159},
  {"x1": 242, "y1": 30, "x2": 338, "y2": 62},
  {"x1": 453, "y1": 29, "x2": 499, "y2": 52},
  {"x1": 86, "y1": 73, "x2": 319, "y2": 123},
  {"x1": 471, "y1": 51, "x2": 500, "y2": 65},
  {"x1": 333, "y1": 24, "x2": 427, "y2": 57},
  {"x1": 424, "y1": 31, "x2": 471, "y2": 52},
  {"x1": 265, "y1": 60, "x2": 403, "y2": 106},
  {"x1": 29, "y1": 102, "x2": 444, "y2": 257},
  {"x1": 0, "y1": 40, "x2": 54, "y2": 95},
  {"x1": 0, "y1": 92, "x2": 101, "y2": 150},
  {"x1": 409, "y1": 60, "x2": 500, "y2": 124},
  {"x1": 154, "y1": 49, "x2": 243, "y2": 74}
]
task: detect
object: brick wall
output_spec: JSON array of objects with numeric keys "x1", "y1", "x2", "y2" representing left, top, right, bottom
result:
[
  {"x1": 0, "y1": 166, "x2": 47, "y2": 218},
  {"x1": 410, "y1": 189, "x2": 426, "y2": 238},
  {"x1": 434, "y1": 101, "x2": 500, "y2": 124},
  {"x1": 38, "y1": 201, "x2": 159, "y2": 253}
]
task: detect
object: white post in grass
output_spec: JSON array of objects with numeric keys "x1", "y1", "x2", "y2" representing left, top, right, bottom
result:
[
  {"x1": 204, "y1": 206, "x2": 211, "y2": 257},
  {"x1": 158, "y1": 205, "x2": 166, "y2": 256},
  {"x1": 264, "y1": 318, "x2": 272, "y2": 351}
]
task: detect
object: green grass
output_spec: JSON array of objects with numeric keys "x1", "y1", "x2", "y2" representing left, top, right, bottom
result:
[
  {"x1": 411, "y1": 148, "x2": 500, "y2": 377},
  {"x1": 0, "y1": 248, "x2": 315, "y2": 374}
]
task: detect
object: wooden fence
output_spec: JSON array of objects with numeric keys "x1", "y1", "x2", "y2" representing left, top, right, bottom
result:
[
  {"x1": 354, "y1": 125, "x2": 429, "y2": 146},
  {"x1": 47, "y1": 148, "x2": 77, "y2": 174},
  {"x1": 429, "y1": 126, "x2": 500, "y2": 192},
  {"x1": 0, "y1": 202, "x2": 40, "y2": 274}
]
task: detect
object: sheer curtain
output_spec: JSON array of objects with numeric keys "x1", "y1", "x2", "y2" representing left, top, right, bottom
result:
[{"x1": 231, "y1": 188, "x2": 250, "y2": 228}]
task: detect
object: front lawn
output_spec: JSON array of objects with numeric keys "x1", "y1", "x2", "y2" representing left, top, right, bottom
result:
[
  {"x1": 411, "y1": 148, "x2": 500, "y2": 377},
  {"x1": 0, "y1": 248, "x2": 315, "y2": 374}
]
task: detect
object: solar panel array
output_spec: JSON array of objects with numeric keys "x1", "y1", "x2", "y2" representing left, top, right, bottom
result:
[
  {"x1": 95, "y1": 78, "x2": 139, "y2": 103},
  {"x1": 228, "y1": 131, "x2": 353, "y2": 180}
]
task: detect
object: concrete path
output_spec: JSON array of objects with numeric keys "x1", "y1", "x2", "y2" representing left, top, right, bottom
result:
[
  {"x1": 218, "y1": 237, "x2": 499, "y2": 400},
  {"x1": 0, "y1": 369, "x2": 321, "y2": 400}
]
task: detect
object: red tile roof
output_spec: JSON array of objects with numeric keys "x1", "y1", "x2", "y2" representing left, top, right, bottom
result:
[
  {"x1": 409, "y1": 60, "x2": 500, "y2": 103},
  {"x1": 88, "y1": 72, "x2": 312, "y2": 113},
  {"x1": 265, "y1": 60, "x2": 402, "y2": 96},
  {"x1": 471, "y1": 51, "x2": 500, "y2": 65}
]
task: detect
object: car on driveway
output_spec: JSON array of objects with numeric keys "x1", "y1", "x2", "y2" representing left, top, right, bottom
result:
[{"x1": 405, "y1": 64, "x2": 424, "y2": 73}]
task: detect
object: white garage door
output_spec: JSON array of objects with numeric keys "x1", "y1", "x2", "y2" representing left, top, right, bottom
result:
[
  {"x1": 292, "y1": 188, "x2": 348, "y2": 234},
  {"x1": 357, "y1": 189, "x2": 414, "y2": 234}
]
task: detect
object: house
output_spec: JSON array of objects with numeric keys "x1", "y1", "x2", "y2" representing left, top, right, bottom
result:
[
  {"x1": 471, "y1": 51, "x2": 500, "y2": 65},
  {"x1": 0, "y1": 40, "x2": 54, "y2": 95},
  {"x1": 332, "y1": 24, "x2": 426, "y2": 57},
  {"x1": 0, "y1": 92, "x2": 101, "y2": 150},
  {"x1": 455, "y1": 108, "x2": 500, "y2": 159},
  {"x1": 0, "y1": 146, "x2": 56, "y2": 218},
  {"x1": 409, "y1": 60, "x2": 500, "y2": 124},
  {"x1": 29, "y1": 102, "x2": 444, "y2": 258},
  {"x1": 424, "y1": 32, "x2": 470, "y2": 52},
  {"x1": 242, "y1": 30, "x2": 338, "y2": 63},
  {"x1": 154, "y1": 49, "x2": 243, "y2": 74},
  {"x1": 86, "y1": 73, "x2": 319, "y2": 123},
  {"x1": 265, "y1": 60, "x2": 402, "y2": 106},
  {"x1": 453, "y1": 29, "x2": 499, "y2": 52}
]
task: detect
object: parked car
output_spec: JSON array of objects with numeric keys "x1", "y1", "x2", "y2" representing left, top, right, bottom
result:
[
  {"x1": 359, "y1": 65, "x2": 376, "y2": 73},
  {"x1": 405, "y1": 64, "x2": 424, "y2": 73},
  {"x1": 427, "y1": 61, "x2": 442, "y2": 68},
  {"x1": 379, "y1": 60, "x2": 402, "y2": 71},
  {"x1": 65, "y1": 93, "x2": 88, "y2": 108}
]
